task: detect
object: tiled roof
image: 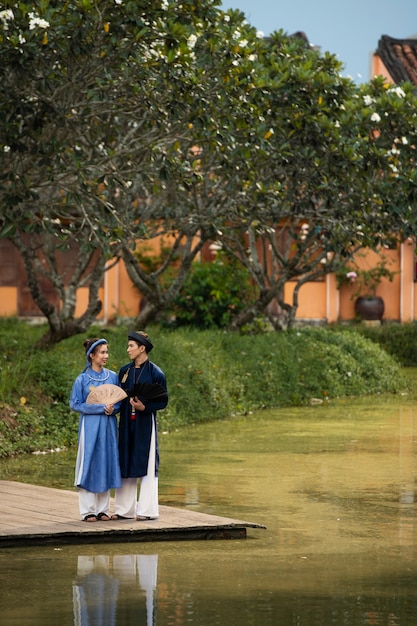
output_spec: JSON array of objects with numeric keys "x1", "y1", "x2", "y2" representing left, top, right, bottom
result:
[{"x1": 376, "y1": 35, "x2": 417, "y2": 86}]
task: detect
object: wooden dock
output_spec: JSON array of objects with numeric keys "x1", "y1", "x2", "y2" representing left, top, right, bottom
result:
[{"x1": 0, "y1": 481, "x2": 265, "y2": 548}]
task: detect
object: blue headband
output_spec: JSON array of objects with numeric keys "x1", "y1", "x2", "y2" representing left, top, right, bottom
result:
[{"x1": 83, "y1": 338, "x2": 108, "y2": 371}]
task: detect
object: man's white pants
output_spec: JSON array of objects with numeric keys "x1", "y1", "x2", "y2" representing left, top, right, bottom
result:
[{"x1": 114, "y1": 420, "x2": 159, "y2": 519}]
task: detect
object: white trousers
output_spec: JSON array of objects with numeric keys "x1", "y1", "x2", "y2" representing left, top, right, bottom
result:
[
  {"x1": 78, "y1": 488, "x2": 110, "y2": 519},
  {"x1": 114, "y1": 419, "x2": 159, "y2": 519}
]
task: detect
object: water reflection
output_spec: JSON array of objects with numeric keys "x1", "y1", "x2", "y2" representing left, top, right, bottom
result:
[
  {"x1": 2, "y1": 384, "x2": 417, "y2": 625},
  {"x1": 73, "y1": 554, "x2": 157, "y2": 626},
  {"x1": 2, "y1": 544, "x2": 417, "y2": 625}
]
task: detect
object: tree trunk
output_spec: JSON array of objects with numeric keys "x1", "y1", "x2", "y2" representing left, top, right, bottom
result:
[
  {"x1": 35, "y1": 306, "x2": 102, "y2": 348},
  {"x1": 134, "y1": 300, "x2": 162, "y2": 328},
  {"x1": 11, "y1": 235, "x2": 106, "y2": 348}
]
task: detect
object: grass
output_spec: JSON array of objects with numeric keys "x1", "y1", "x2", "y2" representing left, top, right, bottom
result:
[{"x1": 0, "y1": 318, "x2": 410, "y2": 458}]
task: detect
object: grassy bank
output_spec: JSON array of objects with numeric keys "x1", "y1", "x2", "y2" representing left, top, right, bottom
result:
[
  {"x1": 0, "y1": 319, "x2": 410, "y2": 458},
  {"x1": 337, "y1": 322, "x2": 417, "y2": 367}
]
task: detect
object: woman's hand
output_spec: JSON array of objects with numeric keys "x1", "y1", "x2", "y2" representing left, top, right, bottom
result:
[{"x1": 104, "y1": 403, "x2": 114, "y2": 415}]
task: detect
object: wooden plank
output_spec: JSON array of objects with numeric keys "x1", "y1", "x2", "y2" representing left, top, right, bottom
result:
[{"x1": 0, "y1": 481, "x2": 265, "y2": 547}]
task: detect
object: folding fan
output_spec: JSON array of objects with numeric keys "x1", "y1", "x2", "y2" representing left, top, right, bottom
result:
[
  {"x1": 86, "y1": 383, "x2": 127, "y2": 404},
  {"x1": 129, "y1": 382, "x2": 168, "y2": 403}
]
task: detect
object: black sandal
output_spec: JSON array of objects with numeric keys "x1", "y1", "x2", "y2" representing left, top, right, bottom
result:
[
  {"x1": 110, "y1": 514, "x2": 129, "y2": 520},
  {"x1": 83, "y1": 514, "x2": 98, "y2": 522},
  {"x1": 97, "y1": 512, "x2": 111, "y2": 521}
]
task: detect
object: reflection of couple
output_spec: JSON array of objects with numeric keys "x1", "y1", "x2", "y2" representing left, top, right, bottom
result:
[{"x1": 73, "y1": 554, "x2": 158, "y2": 626}]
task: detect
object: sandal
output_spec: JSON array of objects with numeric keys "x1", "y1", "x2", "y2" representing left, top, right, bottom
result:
[
  {"x1": 83, "y1": 514, "x2": 98, "y2": 522},
  {"x1": 110, "y1": 514, "x2": 129, "y2": 520},
  {"x1": 97, "y1": 512, "x2": 111, "y2": 521}
]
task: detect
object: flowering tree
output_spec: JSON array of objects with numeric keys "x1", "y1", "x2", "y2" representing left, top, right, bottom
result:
[
  {"x1": 208, "y1": 34, "x2": 417, "y2": 329},
  {"x1": 2, "y1": 2, "x2": 417, "y2": 340},
  {"x1": 0, "y1": 0, "x2": 224, "y2": 343},
  {"x1": 117, "y1": 8, "x2": 268, "y2": 326}
]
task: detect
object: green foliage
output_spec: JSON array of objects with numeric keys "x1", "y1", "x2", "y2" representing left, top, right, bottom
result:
[
  {"x1": 165, "y1": 254, "x2": 256, "y2": 329},
  {"x1": 342, "y1": 323, "x2": 417, "y2": 367},
  {"x1": 0, "y1": 319, "x2": 409, "y2": 457},
  {"x1": 2, "y1": 2, "x2": 417, "y2": 339}
]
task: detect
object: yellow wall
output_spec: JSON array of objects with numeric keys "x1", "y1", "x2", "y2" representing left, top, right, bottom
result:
[
  {"x1": 0, "y1": 287, "x2": 18, "y2": 316},
  {"x1": 337, "y1": 249, "x2": 401, "y2": 322},
  {"x1": 401, "y1": 239, "x2": 416, "y2": 323},
  {"x1": 372, "y1": 55, "x2": 392, "y2": 82},
  {"x1": 65, "y1": 243, "x2": 417, "y2": 325},
  {"x1": 2, "y1": 238, "x2": 415, "y2": 326},
  {"x1": 116, "y1": 261, "x2": 141, "y2": 319},
  {"x1": 286, "y1": 281, "x2": 327, "y2": 320}
]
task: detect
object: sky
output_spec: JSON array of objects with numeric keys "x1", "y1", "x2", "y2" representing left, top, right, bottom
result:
[{"x1": 220, "y1": 0, "x2": 417, "y2": 83}]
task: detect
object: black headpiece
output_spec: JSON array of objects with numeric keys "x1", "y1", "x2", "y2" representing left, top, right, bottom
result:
[{"x1": 128, "y1": 331, "x2": 154, "y2": 353}]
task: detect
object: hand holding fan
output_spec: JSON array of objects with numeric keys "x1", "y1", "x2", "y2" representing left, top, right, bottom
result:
[{"x1": 86, "y1": 384, "x2": 127, "y2": 404}]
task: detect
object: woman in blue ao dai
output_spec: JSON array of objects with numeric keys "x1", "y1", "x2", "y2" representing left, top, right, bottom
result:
[{"x1": 70, "y1": 338, "x2": 122, "y2": 522}]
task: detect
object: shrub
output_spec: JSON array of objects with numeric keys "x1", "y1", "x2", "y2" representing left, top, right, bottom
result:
[
  {"x1": 165, "y1": 253, "x2": 256, "y2": 329},
  {"x1": 358, "y1": 323, "x2": 417, "y2": 366},
  {"x1": 0, "y1": 319, "x2": 410, "y2": 457}
]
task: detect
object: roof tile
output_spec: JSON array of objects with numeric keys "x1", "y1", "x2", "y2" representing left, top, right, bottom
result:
[{"x1": 376, "y1": 35, "x2": 417, "y2": 85}]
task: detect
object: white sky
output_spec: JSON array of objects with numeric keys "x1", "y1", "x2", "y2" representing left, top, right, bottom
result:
[{"x1": 220, "y1": 0, "x2": 417, "y2": 82}]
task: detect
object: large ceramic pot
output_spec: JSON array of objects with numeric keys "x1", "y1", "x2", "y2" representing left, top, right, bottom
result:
[{"x1": 354, "y1": 296, "x2": 384, "y2": 321}]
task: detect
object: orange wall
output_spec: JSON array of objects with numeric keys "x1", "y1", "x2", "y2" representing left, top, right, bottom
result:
[
  {"x1": 0, "y1": 287, "x2": 18, "y2": 316},
  {"x1": 2, "y1": 241, "x2": 416, "y2": 326},
  {"x1": 277, "y1": 247, "x2": 409, "y2": 324},
  {"x1": 372, "y1": 55, "x2": 393, "y2": 82},
  {"x1": 116, "y1": 261, "x2": 141, "y2": 318},
  {"x1": 286, "y1": 281, "x2": 327, "y2": 320},
  {"x1": 337, "y1": 249, "x2": 401, "y2": 322}
]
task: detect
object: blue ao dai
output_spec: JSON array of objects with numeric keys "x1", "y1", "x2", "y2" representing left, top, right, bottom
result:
[{"x1": 70, "y1": 368, "x2": 122, "y2": 493}]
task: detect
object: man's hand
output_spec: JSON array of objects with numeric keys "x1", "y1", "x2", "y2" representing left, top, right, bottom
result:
[{"x1": 130, "y1": 396, "x2": 145, "y2": 412}]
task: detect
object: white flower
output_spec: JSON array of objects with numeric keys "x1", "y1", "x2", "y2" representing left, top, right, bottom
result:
[
  {"x1": 28, "y1": 12, "x2": 50, "y2": 29},
  {"x1": 363, "y1": 95, "x2": 375, "y2": 106},
  {"x1": 256, "y1": 30, "x2": 264, "y2": 38},
  {"x1": 0, "y1": 9, "x2": 14, "y2": 28},
  {"x1": 115, "y1": 0, "x2": 123, "y2": 4},
  {"x1": 18, "y1": 33, "x2": 26, "y2": 44},
  {"x1": 334, "y1": 120, "x2": 340, "y2": 128},
  {"x1": 389, "y1": 86, "x2": 406, "y2": 98},
  {"x1": 187, "y1": 34, "x2": 197, "y2": 49},
  {"x1": 161, "y1": 0, "x2": 168, "y2": 8},
  {"x1": 239, "y1": 39, "x2": 248, "y2": 47},
  {"x1": 370, "y1": 112, "x2": 381, "y2": 123},
  {"x1": 3, "y1": 145, "x2": 11, "y2": 153},
  {"x1": 401, "y1": 136, "x2": 408, "y2": 145}
]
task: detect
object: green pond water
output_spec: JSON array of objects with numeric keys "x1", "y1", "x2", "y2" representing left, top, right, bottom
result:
[{"x1": 1, "y1": 382, "x2": 417, "y2": 625}]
